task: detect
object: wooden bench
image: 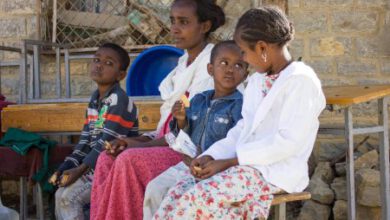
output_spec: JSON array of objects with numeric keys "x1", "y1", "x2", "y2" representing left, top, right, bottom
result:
[
  {"x1": 271, "y1": 191, "x2": 311, "y2": 220},
  {"x1": 1, "y1": 100, "x2": 163, "y2": 133},
  {"x1": 1, "y1": 101, "x2": 311, "y2": 220}
]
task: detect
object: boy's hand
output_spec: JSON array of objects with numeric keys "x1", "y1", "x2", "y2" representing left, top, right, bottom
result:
[
  {"x1": 190, "y1": 155, "x2": 214, "y2": 177},
  {"x1": 48, "y1": 171, "x2": 61, "y2": 185},
  {"x1": 59, "y1": 165, "x2": 88, "y2": 187},
  {"x1": 105, "y1": 139, "x2": 127, "y2": 157},
  {"x1": 172, "y1": 101, "x2": 186, "y2": 121}
]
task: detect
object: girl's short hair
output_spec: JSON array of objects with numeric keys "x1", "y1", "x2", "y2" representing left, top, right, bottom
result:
[
  {"x1": 235, "y1": 6, "x2": 294, "y2": 49},
  {"x1": 172, "y1": 0, "x2": 225, "y2": 37}
]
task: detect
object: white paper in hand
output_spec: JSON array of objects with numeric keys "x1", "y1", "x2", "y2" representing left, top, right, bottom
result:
[{"x1": 165, "y1": 130, "x2": 197, "y2": 158}]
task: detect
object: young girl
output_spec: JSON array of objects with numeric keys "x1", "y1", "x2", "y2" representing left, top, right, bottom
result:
[
  {"x1": 153, "y1": 6, "x2": 326, "y2": 219},
  {"x1": 90, "y1": 1, "x2": 225, "y2": 219}
]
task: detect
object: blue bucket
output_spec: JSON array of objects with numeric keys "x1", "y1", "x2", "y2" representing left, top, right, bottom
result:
[{"x1": 126, "y1": 45, "x2": 184, "y2": 96}]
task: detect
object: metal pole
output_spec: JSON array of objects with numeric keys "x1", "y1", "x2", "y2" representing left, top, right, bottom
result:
[
  {"x1": 19, "y1": 177, "x2": 27, "y2": 220},
  {"x1": 33, "y1": 45, "x2": 41, "y2": 98},
  {"x1": 378, "y1": 97, "x2": 390, "y2": 220},
  {"x1": 56, "y1": 47, "x2": 62, "y2": 98},
  {"x1": 19, "y1": 42, "x2": 28, "y2": 104},
  {"x1": 345, "y1": 107, "x2": 356, "y2": 220},
  {"x1": 65, "y1": 49, "x2": 71, "y2": 98}
]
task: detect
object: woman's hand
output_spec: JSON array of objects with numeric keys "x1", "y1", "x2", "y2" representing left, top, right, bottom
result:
[{"x1": 105, "y1": 139, "x2": 127, "y2": 157}]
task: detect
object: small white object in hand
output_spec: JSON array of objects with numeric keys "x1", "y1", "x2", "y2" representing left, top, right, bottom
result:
[{"x1": 165, "y1": 130, "x2": 197, "y2": 158}]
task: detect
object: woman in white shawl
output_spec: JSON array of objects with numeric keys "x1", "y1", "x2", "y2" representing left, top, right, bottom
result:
[{"x1": 90, "y1": 1, "x2": 225, "y2": 220}]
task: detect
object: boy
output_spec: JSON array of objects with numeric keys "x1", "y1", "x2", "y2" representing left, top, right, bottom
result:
[
  {"x1": 53, "y1": 43, "x2": 138, "y2": 220},
  {"x1": 143, "y1": 40, "x2": 248, "y2": 219}
]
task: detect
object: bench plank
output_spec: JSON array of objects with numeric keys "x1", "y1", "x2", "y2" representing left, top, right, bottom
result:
[
  {"x1": 323, "y1": 84, "x2": 390, "y2": 105},
  {"x1": 1, "y1": 101, "x2": 163, "y2": 133},
  {"x1": 271, "y1": 192, "x2": 311, "y2": 205}
]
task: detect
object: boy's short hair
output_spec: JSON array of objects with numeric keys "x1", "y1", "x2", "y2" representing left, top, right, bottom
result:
[
  {"x1": 210, "y1": 40, "x2": 242, "y2": 64},
  {"x1": 99, "y1": 43, "x2": 130, "y2": 71}
]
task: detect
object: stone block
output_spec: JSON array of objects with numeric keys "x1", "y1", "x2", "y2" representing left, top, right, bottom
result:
[
  {"x1": 308, "y1": 178, "x2": 335, "y2": 204},
  {"x1": 26, "y1": 16, "x2": 38, "y2": 39},
  {"x1": 357, "y1": 0, "x2": 387, "y2": 7},
  {"x1": 0, "y1": 18, "x2": 26, "y2": 38},
  {"x1": 0, "y1": 41, "x2": 22, "y2": 60},
  {"x1": 71, "y1": 76, "x2": 95, "y2": 97},
  {"x1": 354, "y1": 150, "x2": 378, "y2": 171},
  {"x1": 289, "y1": 39, "x2": 304, "y2": 60},
  {"x1": 310, "y1": 37, "x2": 352, "y2": 57},
  {"x1": 332, "y1": 11, "x2": 377, "y2": 33},
  {"x1": 0, "y1": 0, "x2": 35, "y2": 13},
  {"x1": 289, "y1": 11, "x2": 327, "y2": 34},
  {"x1": 312, "y1": 141, "x2": 345, "y2": 163},
  {"x1": 356, "y1": 168, "x2": 381, "y2": 207},
  {"x1": 297, "y1": 200, "x2": 331, "y2": 220},
  {"x1": 288, "y1": 0, "x2": 300, "y2": 8},
  {"x1": 357, "y1": 204, "x2": 381, "y2": 220},
  {"x1": 337, "y1": 59, "x2": 377, "y2": 75},
  {"x1": 302, "y1": 0, "x2": 353, "y2": 7},
  {"x1": 333, "y1": 200, "x2": 347, "y2": 220},
  {"x1": 331, "y1": 177, "x2": 347, "y2": 200},
  {"x1": 356, "y1": 77, "x2": 390, "y2": 85},
  {"x1": 382, "y1": 61, "x2": 390, "y2": 74},
  {"x1": 320, "y1": 76, "x2": 354, "y2": 86},
  {"x1": 312, "y1": 162, "x2": 334, "y2": 184},
  {"x1": 306, "y1": 59, "x2": 335, "y2": 75},
  {"x1": 335, "y1": 162, "x2": 346, "y2": 176},
  {"x1": 356, "y1": 33, "x2": 390, "y2": 58}
]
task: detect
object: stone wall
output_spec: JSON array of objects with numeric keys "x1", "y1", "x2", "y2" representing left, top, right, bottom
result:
[
  {"x1": 0, "y1": 0, "x2": 41, "y2": 101},
  {"x1": 288, "y1": 0, "x2": 390, "y2": 86}
]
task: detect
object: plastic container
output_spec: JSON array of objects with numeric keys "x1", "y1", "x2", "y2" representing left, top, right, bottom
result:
[{"x1": 126, "y1": 45, "x2": 184, "y2": 96}]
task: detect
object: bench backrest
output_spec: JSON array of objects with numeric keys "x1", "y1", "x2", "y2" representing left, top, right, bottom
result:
[{"x1": 1, "y1": 101, "x2": 163, "y2": 133}]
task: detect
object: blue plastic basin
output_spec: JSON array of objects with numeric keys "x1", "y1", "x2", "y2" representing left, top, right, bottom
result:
[{"x1": 126, "y1": 45, "x2": 184, "y2": 96}]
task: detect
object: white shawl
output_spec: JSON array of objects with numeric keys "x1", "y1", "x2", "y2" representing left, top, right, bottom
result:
[{"x1": 155, "y1": 43, "x2": 214, "y2": 135}]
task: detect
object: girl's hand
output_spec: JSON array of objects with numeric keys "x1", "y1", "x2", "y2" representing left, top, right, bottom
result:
[
  {"x1": 190, "y1": 155, "x2": 214, "y2": 177},
  {"x1": 182, "y1": 154, "x2": 193, "y2": 167},
  {"x1": 171, "y1": 101, "x2": 186, "y2": 121},
  {"x1": 59, "y1": 165, "x2": 88, "y2": 187},
  {"x1": 196, "y1": 159, "x2": 232, "y2": 180}
]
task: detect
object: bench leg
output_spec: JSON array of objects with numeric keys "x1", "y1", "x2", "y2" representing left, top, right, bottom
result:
[
  {"x1": 35, "y1": 184, "x2": 44, "y2": 220},
  {"x1": 274, "y1": 202, "x2": 286, "y2": 220},
  {"x1": 19, "y1": 177, "x2": 28, "y2": 220}
]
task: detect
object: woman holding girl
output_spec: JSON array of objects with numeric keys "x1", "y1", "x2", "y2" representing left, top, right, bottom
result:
[
  {"x1": 90, "y1": 0, "x2": 226, "y2": 219},
  {"x1": 153, "y1": 6, "x2": 326, "y2": 220}
]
